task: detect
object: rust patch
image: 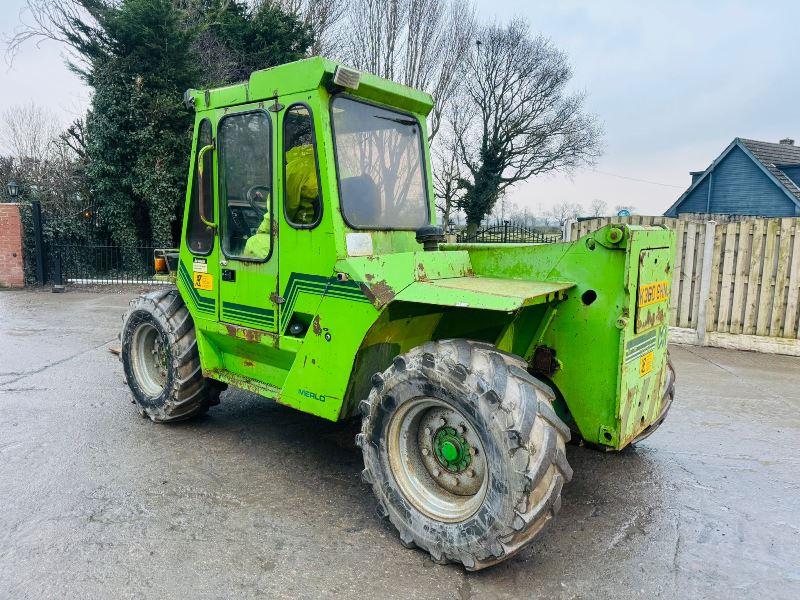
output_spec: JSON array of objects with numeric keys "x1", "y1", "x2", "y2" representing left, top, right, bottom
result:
[
  {"x1": 417, "y1": 263, "x2": 429, "y2": 282},
  {"x1": 205, "y1": 368, "x2": 281, "y2": 401},
  {"x1": 243, "y1": 328, "x2": 262, "y2": 343},
  {"x1": 312, "y1": 315, "x2": 322, "y2": 336},
  {"x1": 222, "y1": 322, "x2": 277, "y2": 345},
  {"x1": 243, "y1": 359, "x2": 255, "y2": 367},
  {"x1": 364, "y1": 273, "x2": 374, "y2": 282},
  {"x1": 360, "y1": 279, "x2": 395, "y2": 307},
  {"x1": 269, "y1": 291, "x2": 283, "y2": 305},
  {"x1": 620, "y1": 384, "x2": 638, "y2": 438},
  {"x1": 636, "y1": 304, "x2": 667, "y2": 332}
]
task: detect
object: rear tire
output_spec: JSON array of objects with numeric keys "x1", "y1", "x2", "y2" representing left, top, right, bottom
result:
[
  {"x1": 358, "y1": 339, "x2": 572, "y2": 571},
  {"x1": 121, "y1": 289, "x2": 223, "y2": 422}
]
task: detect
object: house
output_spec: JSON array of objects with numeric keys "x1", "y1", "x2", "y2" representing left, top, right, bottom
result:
[{"x1": 665, "y1": 137, "x2": 800, "y2": 217}]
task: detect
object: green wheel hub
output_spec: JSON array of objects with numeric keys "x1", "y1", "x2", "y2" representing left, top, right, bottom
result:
[
  {"x1": 386, "y1": 397, "x2": 488, "y2": 521},
  {"x1": 433, "y1": 427, "x2": 472, "y2": 472}
]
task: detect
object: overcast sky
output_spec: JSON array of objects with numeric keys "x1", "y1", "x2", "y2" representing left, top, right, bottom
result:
[{"x1": 2, "y1": 0, "x2": 799, "y2": 215}]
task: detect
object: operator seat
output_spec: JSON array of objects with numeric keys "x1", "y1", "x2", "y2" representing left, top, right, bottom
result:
[{"x1": 340, "y1": 175, "x2": 380, "y2": 226}]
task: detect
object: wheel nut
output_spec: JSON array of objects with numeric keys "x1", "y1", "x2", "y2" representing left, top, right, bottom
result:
[
  {"x1": 467, "y1": 469, "x2": 475, "y2": 477},
  {"x1": 440, "y1": 416, "x2": 447, "y2": 426},
  {"x1": 422, "y1": 448, "x2": 429, "y2": 456},
  {"x1": 424, "y1": 427, "x2": 431, "y2": 437},
  {"x1": 459, "y1": 423, "x2": 467, "y2": 434},
  {"x1": 469, "y1": 447, "x2": 476, "y2": 456},
  {"x1": 432, "y1": 468, "x2": 440, "y2": 477}
]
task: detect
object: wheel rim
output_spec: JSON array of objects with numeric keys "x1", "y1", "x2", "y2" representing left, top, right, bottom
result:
[
  {"x1": 130, "y1": 322, "x2": 168, "y2": 398},
  {"x1": 387, "y1": 397, "x2": 488, "y2": 523}
]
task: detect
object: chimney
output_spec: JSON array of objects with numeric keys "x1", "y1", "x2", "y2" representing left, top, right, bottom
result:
[{"x1": 779, "y1": 138, "x2": 795, "y2": 146}]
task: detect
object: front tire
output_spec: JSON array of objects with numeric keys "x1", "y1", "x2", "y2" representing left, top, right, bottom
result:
[
  {"x1": 121, "y1": 289, "x2": 223, "y2": 422},
  {"x1": 358, "y1": 339, "x2": 572, "y2": 570}
]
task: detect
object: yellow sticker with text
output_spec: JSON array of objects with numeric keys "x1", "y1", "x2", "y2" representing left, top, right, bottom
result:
[
  {"x1": 193, "y1": 272, "x2": 213, "y2": 291},
  {"x1": 638, "y1": 280, "x2": 669, "y2": 308},
  {"x1": 639, "y1": 351, "x2": 654, "y2": 376}
]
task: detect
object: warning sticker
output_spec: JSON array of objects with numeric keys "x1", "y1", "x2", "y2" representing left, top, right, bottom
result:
[
  {"x1": 193, "y1": 272, "x2": 213, "y2": 291},
  {"x1": 639, "y1": 351, "x2": 654, "y2": 376},
  {"x1": 192, "y1": 258, "x2": 208, "y2": 273}
]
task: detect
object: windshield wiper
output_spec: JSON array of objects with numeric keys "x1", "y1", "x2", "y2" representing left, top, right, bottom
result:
[{"x1": 374, "y1": 115, "x2": 418, "y2": 127}]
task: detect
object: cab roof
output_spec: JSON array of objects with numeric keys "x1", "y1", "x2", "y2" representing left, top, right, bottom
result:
[{"x1": 186, "y1": 56, "x2": 434, "y2": 117}]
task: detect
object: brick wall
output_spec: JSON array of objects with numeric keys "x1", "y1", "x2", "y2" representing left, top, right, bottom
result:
[{"x1": 0, "y1": 203, "x2": 25, "y2": 288}]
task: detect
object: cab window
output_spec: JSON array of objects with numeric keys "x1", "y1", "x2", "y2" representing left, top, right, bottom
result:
[
  {"x1": 218, "y1": 111, "x2": 272, "y2": 260},
  {"x1": 331, "y1": 96, "x2": 429, "y2": 230},
  {"x1": 283, "y1": 105, "x2": 321, "y2": 227},
  {"x1": 186, "y1": 119, "x2": 214, "y2": 254}
]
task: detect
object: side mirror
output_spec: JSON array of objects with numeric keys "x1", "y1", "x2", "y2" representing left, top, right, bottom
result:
[{"x1": 197, "y1": 143, "x2": 216, "y2": 229}]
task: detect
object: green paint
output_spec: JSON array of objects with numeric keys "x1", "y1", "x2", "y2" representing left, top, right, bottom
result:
[
  {"x1": 172, "y1": 57, "x2": 675, "y2": 450},
  {"x1": 434, "y1": 427, "x2": 471, "y2": 472}
]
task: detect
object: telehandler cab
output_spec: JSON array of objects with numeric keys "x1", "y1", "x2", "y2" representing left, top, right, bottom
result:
[{"x1": 121, "y1": 57, "x2": 676, "y2": 570}]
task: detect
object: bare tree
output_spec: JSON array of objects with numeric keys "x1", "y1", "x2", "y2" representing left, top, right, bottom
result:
[
  {"x1": 546, "y1": 201, "x2": 582, "y2": 227},
  {"x1": 338, "y1": 0, "x2": 475, "y2": 140},
  {"x1": 432, "y1": 110, "x2": 466, "y2": 231},
  {"x1": 0, "y1": 102, "x2": 62, "y2": 179},
  {"x1": 4, "y1": 0, "x2": 107, "y2": 70},
  {"x1": 0, "y1": 102, "x2": 85, "y2": 215},
  {"x1": 276, "y1": 0, "x2": 347, "y2": 56},
  {"x1": 589, "y1": 198, "x2": 607, "y2": 217},
  {"x1": 455, "y1": 18, "x2": 603, "y2": 233}
]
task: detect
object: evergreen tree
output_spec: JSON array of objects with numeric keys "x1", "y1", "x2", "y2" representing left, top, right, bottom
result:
[
  {"x1": 208, "y1": 0, "x2": 314, "y2": 84},
  {"x1": 72, "y1": 0, "x2": 197, "y2": 255},
  {"x1": 58, "y1": 0, "x2": 312, "y2": 251}
]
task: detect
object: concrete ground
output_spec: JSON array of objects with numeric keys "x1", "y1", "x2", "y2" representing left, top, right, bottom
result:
[{"x1": 0, "y1": 289, "x2": 798, "y2": 599}]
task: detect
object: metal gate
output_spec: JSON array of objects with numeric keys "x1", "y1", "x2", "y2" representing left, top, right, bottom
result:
[
  {"x1": 30, "y1": 200, "x2": 165, "y2": 286},
  {"x1": 456, "y1": 221, "x2": 562, "y2": 244}
]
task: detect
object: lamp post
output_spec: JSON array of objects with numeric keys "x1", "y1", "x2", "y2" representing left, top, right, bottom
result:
[{"x1": 6, "y1": 180, "x2": 19, "y2": 199}]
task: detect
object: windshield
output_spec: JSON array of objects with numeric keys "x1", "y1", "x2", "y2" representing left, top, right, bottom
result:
[{"x1": 331, "y1": 96, "x2": 429, "y2": 229}]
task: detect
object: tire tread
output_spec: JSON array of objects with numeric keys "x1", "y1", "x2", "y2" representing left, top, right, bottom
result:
[
  {"x1": 121, "y1": 289, "x2": 221, "y2": 423},
  {"x1": 359, "y1": 338, "x2": 572, "y2": 571}
]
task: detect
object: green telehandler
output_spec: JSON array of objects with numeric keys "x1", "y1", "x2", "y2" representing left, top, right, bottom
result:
[{"x1": 120, "y1": 57, "x2": 676, "y2": 570}]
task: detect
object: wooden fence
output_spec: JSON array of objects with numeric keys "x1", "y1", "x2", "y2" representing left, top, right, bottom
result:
[{"x1": 566, "y1": 215, "x2": 800, "y2": 356}]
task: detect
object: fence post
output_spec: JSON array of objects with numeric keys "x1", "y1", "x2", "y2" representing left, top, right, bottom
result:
[
  {"x1": 31, "y1": 200, "x2": 46, "y2": 285},
  {"x1": 694, "y1": 220, "x2": 717, "y2": 346},
  {"x1": 51, "y1": 253, "x2": 65, "y2": 293},
  {"x1": 563, "y1": 219, "x2": 577, "y2": 242}
]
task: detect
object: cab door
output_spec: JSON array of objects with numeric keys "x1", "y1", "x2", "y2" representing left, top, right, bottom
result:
[{"x1": 216, "y1": 106, "x2": 280, "y2": 333}]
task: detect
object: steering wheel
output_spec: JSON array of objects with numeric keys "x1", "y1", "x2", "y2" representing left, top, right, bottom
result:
[{"x1": 246, "y1": 185, "x2": 270, "y2": 215}]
